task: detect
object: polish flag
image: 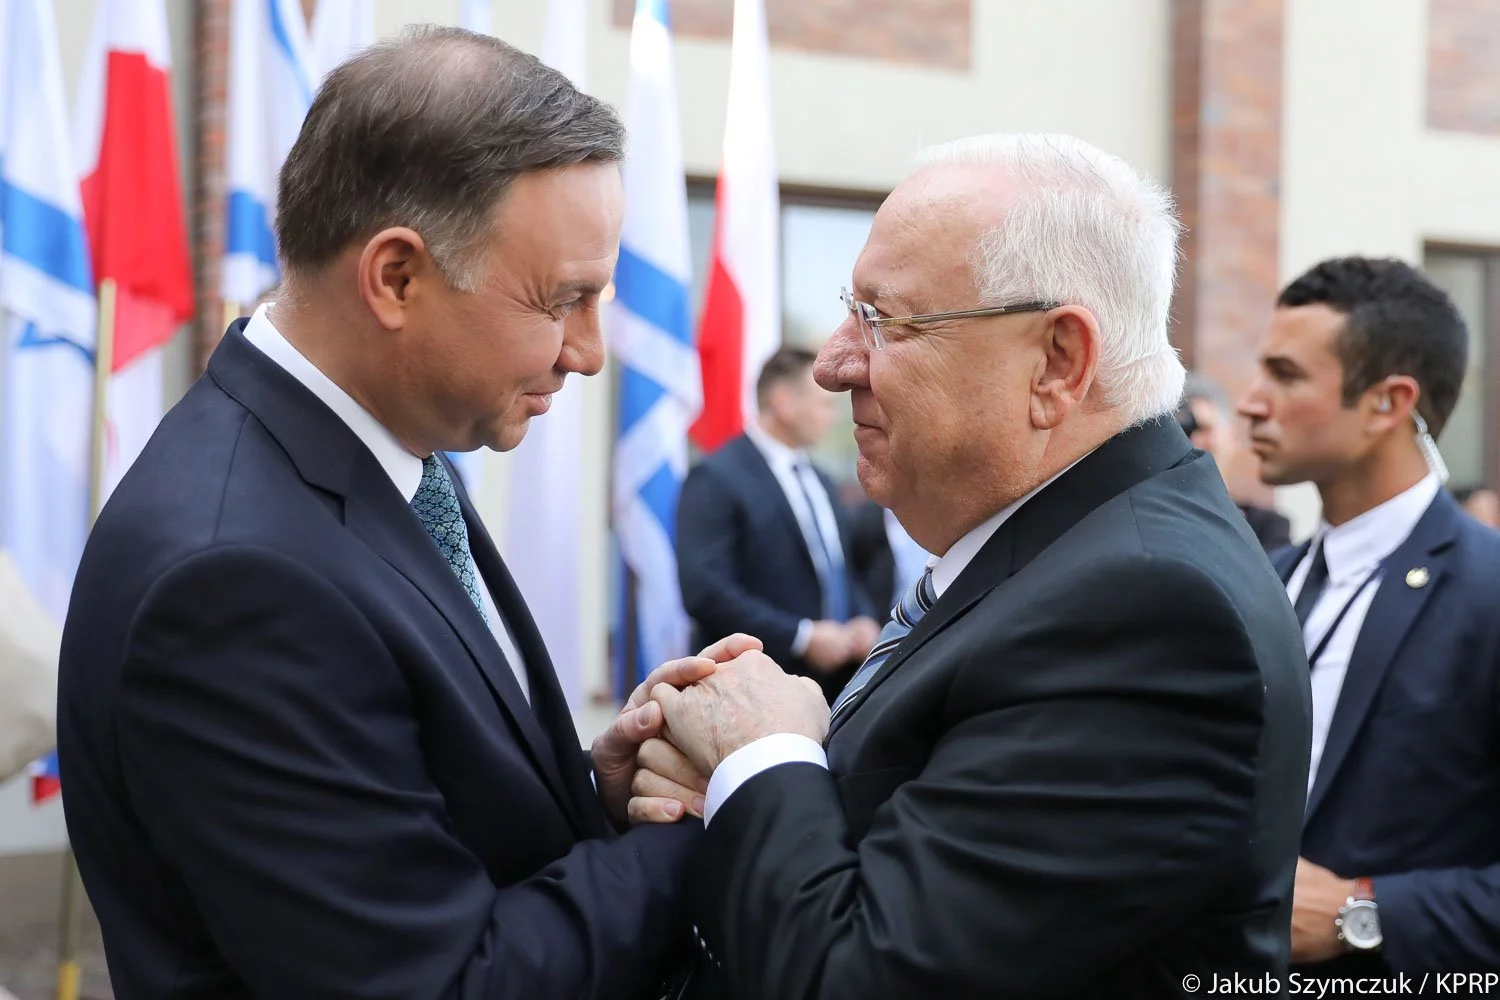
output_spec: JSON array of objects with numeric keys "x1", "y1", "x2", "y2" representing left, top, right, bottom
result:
[
  {"x1": 72, "y1": 0, "x2": 195, "y2": 499},
  {"x1": 689, "y1": 0, "x2": 780, "y2": 453}
]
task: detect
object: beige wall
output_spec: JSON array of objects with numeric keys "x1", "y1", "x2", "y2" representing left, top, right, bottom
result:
[{"x1": 1278, "y1": 0, "x2": 1500, "y2": 540}]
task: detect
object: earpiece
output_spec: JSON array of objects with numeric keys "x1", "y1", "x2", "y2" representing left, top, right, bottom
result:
[{"x1": 1377, "y1": 396, "x2": 1392, "y2": 412}]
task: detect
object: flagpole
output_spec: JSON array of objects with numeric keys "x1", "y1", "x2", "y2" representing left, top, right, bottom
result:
[
  {"x1": 89, "y1": 279, "x2": 117, "y2": 523},
  {"x1": 55, "y1": 277, "x2": 116, "y2": 1000},
  {"x1": 223, "y1": 297, "x2": 241, "y2": 330}
]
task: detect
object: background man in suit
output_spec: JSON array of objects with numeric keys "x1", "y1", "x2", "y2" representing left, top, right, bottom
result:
[
  {"x1": 57, "y1": 28, "x2": 719, "y2": 999},
  {"x1": 677, "y1": 348, "x2": 879, "y2": 702},
  {"x1": 1178, "y1": 371, "x2": 1292, "y2": 551},
  {"x1": 1453, "y1": 484, "x2": 1500, "y2": 527},
  {"x1": 1238, "y1": 256, "x2": 1500, "y2": 975},
  {"x1": 845, "y1": 497, "x2": 929, "y2": 620},
  {"x1": 637, "y1": 133, "x2": 1312, "y2": 998}
]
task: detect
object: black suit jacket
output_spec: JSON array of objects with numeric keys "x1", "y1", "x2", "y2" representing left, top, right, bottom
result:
[
  {"x1": 677, "y1": 434, "x2": 873, "y2": 700},
  {"x1": 1273, "y1": 493, "x2": 1500, "y2": 975},
  {"x1": 57, "y1": 323, "x2": 698, "y2": 999},
  {"x1": 846, "y1": 499, "x2": 897, "y2": 618},
  {"x1": 682, "y1": 418, "x2": 1314, "y2": 999},
  {"x1": 1240, "y1": 502, "x2": 1293, "y2": 552}
]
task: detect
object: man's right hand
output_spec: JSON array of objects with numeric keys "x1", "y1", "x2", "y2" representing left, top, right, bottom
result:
[{"x1": 804, "y1": 621, "x2": 852, "y2": 672}]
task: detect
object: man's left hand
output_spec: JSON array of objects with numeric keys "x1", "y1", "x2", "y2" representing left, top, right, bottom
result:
[
  {"x1": 1291, "y1": 857, "x2": 1356, "y2": 964},
  {"x1": 591, "y1": 634, "x2": 763, "y2": 829},
  {"x1": 651, "y1": 650, "x2": 829, "y2": 777}
]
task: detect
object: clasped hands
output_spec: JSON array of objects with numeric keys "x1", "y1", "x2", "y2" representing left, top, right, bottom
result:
[{"x1": 591, "y1": 634, "x2": 829, "y2": 829}]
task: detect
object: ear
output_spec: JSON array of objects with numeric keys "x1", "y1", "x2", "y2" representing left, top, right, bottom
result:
[
  {"x1": 357, "y1": 227, "x2": 429, "y2": 332},
  {"x1": 1030, "y1": 306, "x2": 1101, "y2": 431},
  {"x1": 1363, "y1": 374, "x2": 1420, "y2": 436}
]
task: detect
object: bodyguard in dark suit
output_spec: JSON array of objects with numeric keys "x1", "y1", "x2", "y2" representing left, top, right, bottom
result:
[
  {"x1": 637, "y1": 133, "x2": 1313, "y2": 998},
  {"x1": 677, "y1": 349, "x2": 879, "y2": 702},
  {"x1": 57, "y1": 29, "x2": 709, "y2": 999},
  {"x1": 1240, "y1": 256, "x2": 1500, "y2": 975}
]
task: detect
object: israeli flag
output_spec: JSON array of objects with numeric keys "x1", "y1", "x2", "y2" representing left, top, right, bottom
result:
[{"x1": 222, "y1": 0, "x2": 316, "y2": 307}]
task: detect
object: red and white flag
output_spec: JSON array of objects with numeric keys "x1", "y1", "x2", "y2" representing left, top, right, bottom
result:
[
  {"x1": 689, "y1": 0, "x2": 780, "y2": 453},
  {"x1": 72, "y1": 0, "x2": 194, "y2": 499}
]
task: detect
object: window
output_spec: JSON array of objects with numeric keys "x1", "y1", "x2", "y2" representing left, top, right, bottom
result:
[{"x1": 1422, "y1": 248, "x2": 1499, "y2": 492}]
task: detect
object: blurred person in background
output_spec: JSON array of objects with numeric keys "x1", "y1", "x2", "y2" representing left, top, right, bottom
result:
[
  {"x1": 1240, "y1": 256, "x2": 1500, "y2": 977},
  {"x1": 1178, "y1": 371, "x2": 1292, "y2": 551},
  {"x1": 847, "y1": 496, "x2": 931, "y2": 618},
  {"x1": 1452, "y1": 484, "x2": 1500, "y2": 528},
  {"x1": 677, "y1": 347, "x2": 880, "y2": 704}
]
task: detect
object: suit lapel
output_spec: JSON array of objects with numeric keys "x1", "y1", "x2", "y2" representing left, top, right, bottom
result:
[
  {"x1": 1303, "y1": 493, "x2": 1459, "y2": 823},
  {"x1": 208, "y1": 325, "x2": 585, "y2": 834},
  {"x1": 341, "y1": 455, "x2": 585, "y2": 835},
  {"x1": 825, "y1": 527, "x2": 1009, "y2": 741},
  {"x1": 826, "y1": 417, "x2": 1196, "y2": 741},
  {"x1": 1276, "y1": 541, "x2": 1310, "y2": 585},
  {"x1": 455, "y1": 470, "x2": 605, "y2": 838}
]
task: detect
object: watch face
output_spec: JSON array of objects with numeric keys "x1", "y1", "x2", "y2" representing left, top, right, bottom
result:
[{"x1": 1341, "y1": 902, "x2": 1382, "y2": 948}]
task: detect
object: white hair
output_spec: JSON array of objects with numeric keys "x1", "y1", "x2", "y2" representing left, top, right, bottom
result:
[{"x1": 916, "y1": 133, "x2": 1186, "y2": 425}]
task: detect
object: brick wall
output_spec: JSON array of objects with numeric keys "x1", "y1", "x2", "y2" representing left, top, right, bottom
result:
[
  {"x1": 1427, "y1": 0, "x2": 1500, "y2": 135},
  {"x1": 610, "y1": 0, "x2": 972, "y2": 71},
  {"x1": 1170, "y1": 0, "x2": 1284, "y2": 501},
  {"x1": 193, "y1": 0, "x2": 232, "y2": 372}
]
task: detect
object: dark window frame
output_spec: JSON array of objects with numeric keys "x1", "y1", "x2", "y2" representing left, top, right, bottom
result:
[{"x1": 1425, "y1": 242, "x2": 1500, "y2": 490}]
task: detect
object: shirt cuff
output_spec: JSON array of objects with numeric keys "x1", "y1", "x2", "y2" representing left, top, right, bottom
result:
[
  {"x1": 704, "y1": 733, "x2": 828, "y2": 826},
  {"x1": 791, "y1": 619, "x2": 814, "y2": 658}
]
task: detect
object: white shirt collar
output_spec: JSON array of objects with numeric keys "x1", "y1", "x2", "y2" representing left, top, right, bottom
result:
[
  {"x1": 242, "y1": 303, "x2": 425, "y2": 501},
  {"x1": 1312, "y1": 474, "x2": 1440, "y2": 585},
  {"x1": 929, "y1": 450, "x2": 1094, "y2": 598},
  {"x1": 745, "y1": 422, "x2": 808, "y2": 474}
]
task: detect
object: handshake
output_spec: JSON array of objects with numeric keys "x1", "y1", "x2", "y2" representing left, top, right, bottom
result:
[{"x1": 590, "y1": 634, "x2": 833, "y2": 829}]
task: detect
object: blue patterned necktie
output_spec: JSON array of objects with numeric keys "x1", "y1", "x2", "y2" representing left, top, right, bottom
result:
[
  {"x1": 410, "y1": 455, "x2": 488, "y2": 623},
  {"x1": 830, "y1": 566, "x2": 937, "y2": 720}
]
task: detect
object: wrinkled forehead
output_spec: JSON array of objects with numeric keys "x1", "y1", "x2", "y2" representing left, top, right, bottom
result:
[{"x1": 851, "y1": 163, "x2": 1017, "y2": 313}]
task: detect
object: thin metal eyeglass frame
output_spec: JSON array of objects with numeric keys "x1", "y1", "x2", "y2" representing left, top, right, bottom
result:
[{"x1": 840, "y1": 287, "x2": 1060, "y2": 350}]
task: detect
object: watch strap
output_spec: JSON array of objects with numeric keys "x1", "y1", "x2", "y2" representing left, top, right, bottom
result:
[{"x1": 1352, "y1": 877, "x2": 1376, "y2": 902}]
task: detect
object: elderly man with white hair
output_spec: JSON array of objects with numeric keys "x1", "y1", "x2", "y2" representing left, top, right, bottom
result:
[{"x1": 639, "y1": 134, "x2": 1314, "y2": 998}]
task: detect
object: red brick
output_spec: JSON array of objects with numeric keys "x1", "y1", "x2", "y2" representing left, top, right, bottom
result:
[
  {"x1": 611, "y1": 0, "x2": 971, "y2": 71},
  {"x1": 1170, "y1": 0, "x2": 1284, "y2": 502},
  {"x1": 1428, "y1": 0, "x2": 1500, "y2": 135}
]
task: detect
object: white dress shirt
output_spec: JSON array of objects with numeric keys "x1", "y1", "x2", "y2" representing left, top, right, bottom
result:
[
  {"x1": 744, "y1": 424, "x2": 849, "y2": 656},
  {"x1": 703, "y1": 454, "x2": 1085, "y2": 824},
  {"x1": 243, "y1": 304, "x2": 531, "y2": 702},
  {"x1": 1287, "y1": 474, "x2": 1439, "y2": 796}
]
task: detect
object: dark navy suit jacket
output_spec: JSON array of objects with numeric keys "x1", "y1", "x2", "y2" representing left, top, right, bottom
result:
[
  {"x1": 57, "y1": 323, "x2": 699, "y2": 999},
  {"x1": 676, "y1": 434, "x2": 872, "y2": 700},
  {"x1": 1275, "y1": 490, "x2": 1500, "y2": 975}
]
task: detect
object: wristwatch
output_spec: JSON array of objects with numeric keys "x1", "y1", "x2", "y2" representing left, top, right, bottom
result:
[{"x1": 1336, "y1": 877, "x2": 1382, "y2": 951}]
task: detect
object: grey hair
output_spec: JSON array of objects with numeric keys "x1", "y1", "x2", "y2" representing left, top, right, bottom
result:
[
  {"x1": 917, "y1": 133, "x2": 1186, "y2": 425},
  {"x1": 275, "y1": 24, "x2": 625, "y2": 291}
]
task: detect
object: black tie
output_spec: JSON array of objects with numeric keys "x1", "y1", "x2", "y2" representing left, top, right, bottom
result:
[{"x1": 1292, "y1": 541, "x2": 1329, "y2": 628}]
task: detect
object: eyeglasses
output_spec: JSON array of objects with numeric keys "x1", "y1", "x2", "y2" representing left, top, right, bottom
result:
[{"x1": 840, "y1": 287, "x2": 1059, "y2": 351}]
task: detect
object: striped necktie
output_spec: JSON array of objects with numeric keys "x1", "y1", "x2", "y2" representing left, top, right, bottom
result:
[{"x1": 830, "y1": 566, "x2": 936, "y2": 720}]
